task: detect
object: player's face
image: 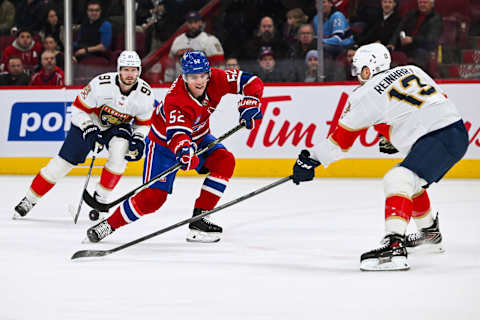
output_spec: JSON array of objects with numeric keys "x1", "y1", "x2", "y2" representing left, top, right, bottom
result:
[
  {"x1": 359, "y1": 66, "x2": 371, "y2": 84},
  {"x1": 119, "y1": 66, "x2": 140, "y2": 86},
  {"x1": 185, "y1": 72, "x2": 209, "y2": 97}
]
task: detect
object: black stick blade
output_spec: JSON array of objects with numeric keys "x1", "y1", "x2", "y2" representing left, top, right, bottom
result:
[
  {"x1": 71, "y1": 249, "x2": 111, "y2": 260},
  {"x1": 82, "y1": 190, "x2": 110, "y2": 211}
]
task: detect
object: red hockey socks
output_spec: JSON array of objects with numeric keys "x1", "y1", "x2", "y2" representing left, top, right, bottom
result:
[
  {"x1": 385, "y1": 195, "x2": 413, "y2": 235},
  {"x1": 107, "y1": 188, "x2": 168, "y2": 229},
  {"x1": 412, "y1": 189, "x2": 434, "y2": 229},
  {"x1": 194, "y1": 149, "x2": 235, "y2": 211},
  {"x1": 30, "y1": 173, "x2": 55, "y2": 200}
]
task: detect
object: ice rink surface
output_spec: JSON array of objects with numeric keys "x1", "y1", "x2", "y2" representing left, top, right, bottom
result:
[{"x1": 1, "y1": 175, "x2": 479, "y2": 320}]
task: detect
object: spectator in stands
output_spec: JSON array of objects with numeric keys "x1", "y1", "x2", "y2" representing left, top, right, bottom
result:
[
  {"x1": 225, "y1": 57, "x2": 240, "y2": 71},
  {"x1": 73, "y1": 0, "x2": 112, "y2": 62},
  {"x1": 30, "y1": 50, "x2": 64, "y2": 85},
  {"x1": 138, "y1": 0, "x2": 177, "y2": 53},
  {"x1": 244, "y1": 16, "x2": 289, "y2": 61},
  {"x1": 304, "y1": 49, "x2": 320, "y2": 82},
  {"x1": 39, "y1": 8, "x2": 64, "y2": 50},
  {"x1": 0, "y1": 0, "x2": 15, "y2": 35},
  {"x1": 338, "y1": 46, "x2": 357, "y2": 81},
  {"x1": 169, "y1": 10, "x2": 225, "y2": 77},
  {"x1": 388, "y1": 0, "x2": 443, "y2": 71},
  {"x1": 43, "y1": 35, "x2": 64, "y2": 70},
  {"x1": 283, "y1": 8, "x2": 308, "y2": 46},
  {"x1": 0, "y1": 56, "x2": 30, "y2": 85},
  {"x1": 358, "y1": 0, "x2": 401, "y2": 46},
  {"x1": 347, "y1": 0, "x2": 382, "y2": 35},
  {"x1": 313, "y1": 0, "x2": 354, "y2": 59},
  {"x1": 12, "y1": 0, "x2": 47, "y2": 33},
  {"x1": 288, "y1": 24, "x2": 316, "y2": 60},
  {"x1": 251, "y1": 46, "x2": 291, "y2": 82},
  {"x1": 0, "y1": 28, "x2": 42, "y2": 74}
]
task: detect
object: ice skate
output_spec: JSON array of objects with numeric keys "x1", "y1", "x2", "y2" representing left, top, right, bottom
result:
[
  {"x1": 360, "y1": 234, "x2": 410, "y2": 271},
  {"x1": 187, "y1": 208, "x2": 222, "y2": 243},
  {"x1": 406, "y1": 214, "x2": 444, "y2": 253},
  {"x1": 13, "y1": 197, "x2": 35, "y2": 219},
  {"x1": 87, "y1": 220, "x2": 115, "y2": 243}
]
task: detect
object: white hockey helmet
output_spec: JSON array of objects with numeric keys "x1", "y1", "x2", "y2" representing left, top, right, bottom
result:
[
  {"x1": 351, "y1": 43, "x2": 391, "y2": 83},
  {"x1": 117, "y1": 50, "x2": 142, "y2": 76}
]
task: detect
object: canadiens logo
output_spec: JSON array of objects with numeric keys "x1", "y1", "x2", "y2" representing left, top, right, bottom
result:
[
  {"x1": 99, "y1": 105, "x2": 131, "y2": 126},
  {"x1": 80, "y1": 84, "x2": 91, "y2": 100}
]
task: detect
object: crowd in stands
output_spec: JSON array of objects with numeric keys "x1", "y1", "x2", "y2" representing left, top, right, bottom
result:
[{"x1": 0, "y1": 0, "x2": 478, "y2": 85}]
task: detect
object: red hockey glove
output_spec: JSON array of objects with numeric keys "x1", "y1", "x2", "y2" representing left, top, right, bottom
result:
[{"x1": 175, "y1": 140, "x2": 199, "y2": 171}]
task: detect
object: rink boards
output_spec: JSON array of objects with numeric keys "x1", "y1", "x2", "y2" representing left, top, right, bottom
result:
[{"x1": 1, "y1": 82, "x2": 479, "y2": 178}]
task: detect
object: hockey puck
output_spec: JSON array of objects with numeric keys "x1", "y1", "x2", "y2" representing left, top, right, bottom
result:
[{"x1": 89, "y1": 210, "x2": 100, "y2": 221}]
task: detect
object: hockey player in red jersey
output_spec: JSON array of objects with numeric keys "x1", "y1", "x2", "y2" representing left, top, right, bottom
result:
[
  {"x1": 14, "y1": 51, "x2": 154, "y2": 220},
  {"x1": 291, "y1": 43, "x2": 469, "y2": 271},
  {"x1": 86, "y1": 51, "x2": 264, "y2": 243}
]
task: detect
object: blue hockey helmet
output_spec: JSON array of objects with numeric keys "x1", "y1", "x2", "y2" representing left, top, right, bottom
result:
[{"x1": 181, "y1": 51, "x2": 210, "y2": 75}]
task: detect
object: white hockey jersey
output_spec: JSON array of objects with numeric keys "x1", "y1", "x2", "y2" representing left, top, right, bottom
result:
[
  {"x1": 313, "y1": 65, "x2": 462, "y2": 166},
  {"x1": 169, "y1": 31, "x2": 225, "y2": 75},
  {"x1": 72, "y1": 72, "x2": 154, "y2": 138}
]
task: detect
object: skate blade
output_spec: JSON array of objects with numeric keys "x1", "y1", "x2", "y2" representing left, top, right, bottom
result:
[
  {"x1": 360, "y1": 256, "x2": 410, "y2": 271},
  {"x1": 186, "y1": 230, "x2": 221, "y2": 243},
  {"x1": 407, "y1": 242, "x2": 445, "y2": 254},
  {"x1": 12, "y1": 211, "x2": 23, "y2": 220}
]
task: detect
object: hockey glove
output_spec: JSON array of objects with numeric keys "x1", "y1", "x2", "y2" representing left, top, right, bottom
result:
[
  {"x1": 82, "y1": 124, "x2": 103, "y2": 152},
  {"x1": 125, "y1": 133, "x2": 146, "y2": 161},
  {"x1": 379, "y1": 136, "x2": 399, "y2": 154},
  {"x1": 292, "y1": 149, "x2": 321, "y2": 185},
  {"x1": 102, "y1": 123, "x2": 132, "y2": 144},
  {"x1": 176, "y1": 141, "x2": 199, "y2": 171},
  {"x1": 238, "y1": 96, "x2": 262, "y2": 130}
]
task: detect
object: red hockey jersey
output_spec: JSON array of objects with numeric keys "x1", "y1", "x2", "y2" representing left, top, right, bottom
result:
[{"x1": 149, "y1": 67, "x2": 264, "y2": 153}]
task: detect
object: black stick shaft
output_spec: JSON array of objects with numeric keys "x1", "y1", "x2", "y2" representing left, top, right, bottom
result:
[
  {"x1": 71, "y1": 175, "x2": 292, "y2": 259},
  {"x1": 83, "y1": 124, "x2": 245, "y2": 211}
]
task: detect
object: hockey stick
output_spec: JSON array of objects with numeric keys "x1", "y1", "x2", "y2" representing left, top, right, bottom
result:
[
  {"x1": 71, "y1": 175, "x2": 293, "y2": 259},
  {"x1": 71, "y1": 147, "x2": 99, "y2": 224},
  {"x1": 82, "y1": 123, "x2": 245, "y2": 212}
]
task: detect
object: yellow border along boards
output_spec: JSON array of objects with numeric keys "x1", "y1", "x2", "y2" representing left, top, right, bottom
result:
[{"x1": 0, "y1": 158, "x2": 478, "y2": 178}]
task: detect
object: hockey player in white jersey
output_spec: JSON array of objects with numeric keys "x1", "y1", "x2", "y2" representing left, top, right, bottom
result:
[
  {"x1": 292, "y1": 43, "x2": 469, "y2": 271},
  {"x1": 14, "y1": 50, "x2": 154, "y2": 220}
]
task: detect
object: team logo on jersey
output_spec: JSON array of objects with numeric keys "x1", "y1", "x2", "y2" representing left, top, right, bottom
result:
[
  {"x1": 80, "y1": 84, "x2": 91, "y2": 100},
  {"x1": 99, "y1": 105, "x2": 131, "y2": 126}
]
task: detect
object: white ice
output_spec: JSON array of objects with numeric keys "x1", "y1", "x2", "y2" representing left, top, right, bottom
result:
[{"x1": 1, "y1": 175, "x2": 479, "y2": 320}]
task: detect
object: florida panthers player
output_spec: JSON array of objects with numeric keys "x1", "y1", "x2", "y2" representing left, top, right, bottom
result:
[
  {"x1": 14, "y1": 50, "x2": 154, "y2": 220},
  {"x1": 292, "y1": 43, "x2": 469, "y2": 271},
  {"x1": 86, "y1": 51, "x2": 264, "y2": 243}
]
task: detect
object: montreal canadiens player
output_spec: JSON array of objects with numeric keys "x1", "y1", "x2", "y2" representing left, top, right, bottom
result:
[
  {"x1": 14, "y1": 51, "x2": 154, "y2": 220},
  {"x1": 86, "y1": 51, "x2": 264, "y2": 243},
  {"x1": 292, "y1": 43, "x2": 469, "y2": 271}
]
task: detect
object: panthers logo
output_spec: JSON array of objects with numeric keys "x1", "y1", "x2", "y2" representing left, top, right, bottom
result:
[{"x1": 99, "y1": 105, "x2": 131, "y2": 126}]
